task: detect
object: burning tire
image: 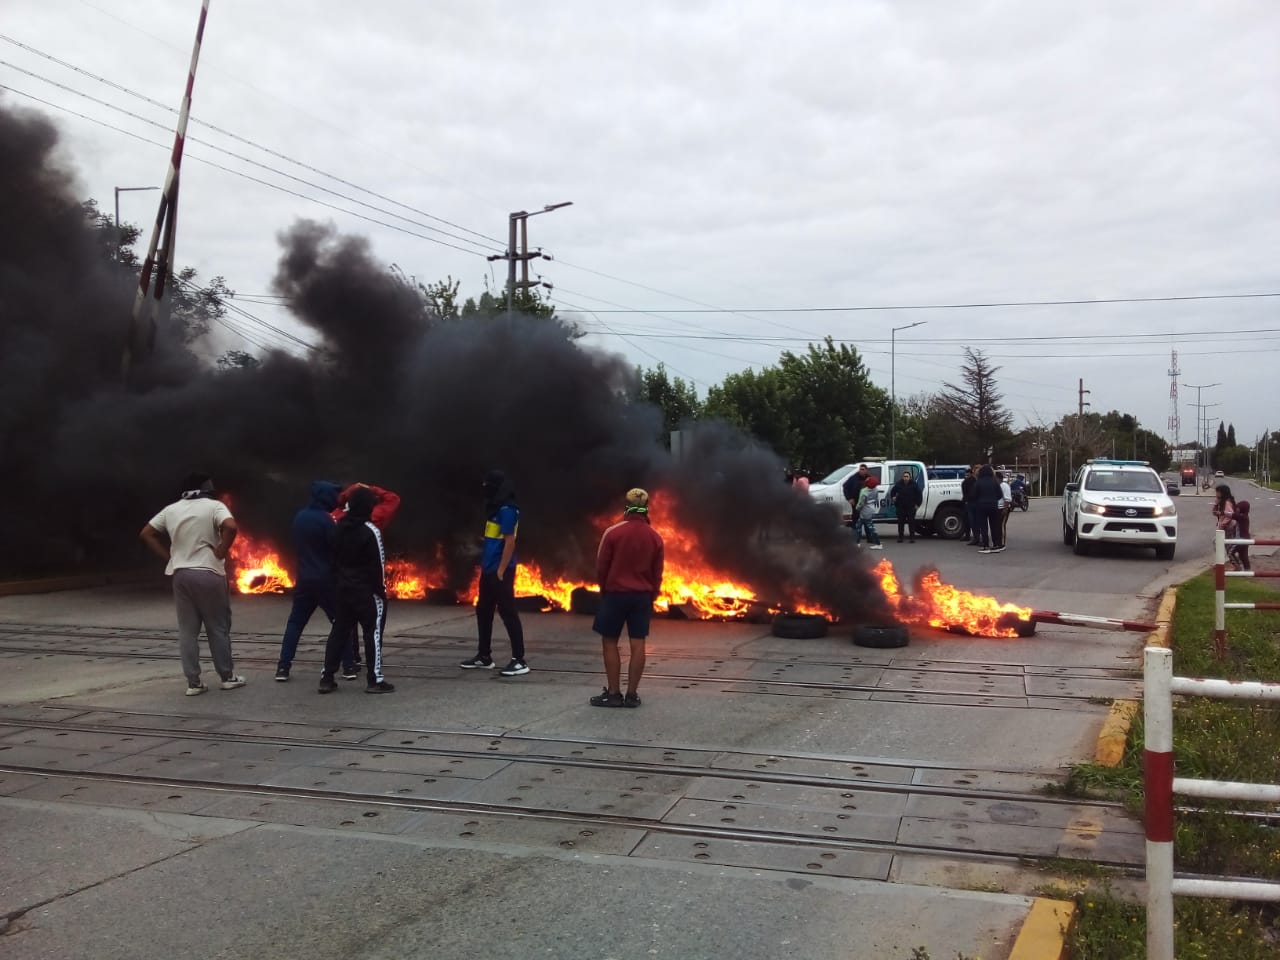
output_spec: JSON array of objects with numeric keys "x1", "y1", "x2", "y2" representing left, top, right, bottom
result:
[
  {"x1": 852, "y1": 624, "x2": 909, "y2": 648},
  {"x1": 569, "y1": 587, "x2": 601, "y2": 616},
  {"x1": 771, "y1": 613, "x2": 829, "y2": 639}
]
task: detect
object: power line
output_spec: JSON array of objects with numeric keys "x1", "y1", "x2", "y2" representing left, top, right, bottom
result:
[
  {"x1": 0, "y1": 60, "x2": 501, "y2": 256},
  {"x1": 553, "y1": 293, "x2": 1280, "y2": 314},
  {"x1": 0, "y1": 84, "x2": 498, "y2": 259},
  {"x1": 560, "y1": 324, "x2": 1280, "y2": 346},
  {"x1": 551, "y1": 296, "x2": 711, "y2": 388},
  {"x1": 0, "y1": 34, "x2": 507, "y2": 247}
]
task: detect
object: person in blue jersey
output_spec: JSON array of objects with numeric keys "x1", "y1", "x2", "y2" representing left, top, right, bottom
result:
[
  {"x1": 274, "y1": 480, "x2": 341, "y2": 681},
  {"x1": 459, "y1": 469, "x2": 528, "y2": 676}
]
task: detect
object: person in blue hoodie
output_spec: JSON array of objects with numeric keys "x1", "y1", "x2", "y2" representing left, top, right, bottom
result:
[{"x1": 274, "y1": 480, "x2": 342, "y2": 681}]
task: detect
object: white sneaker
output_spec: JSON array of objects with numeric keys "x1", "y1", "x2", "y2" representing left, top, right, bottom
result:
[
  {"x1": 869, "y1": 544, "x2": 883, "y2": 550},
  {"x1": 185, "y1": 682, "x2": 208, "y2": 697},
  {"x1": 219, "y1": 675, "x2": 247, "y2": 690}
]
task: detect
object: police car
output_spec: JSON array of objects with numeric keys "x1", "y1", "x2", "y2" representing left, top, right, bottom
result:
[{"x1": 1062, "y1": 459, "x2": 1177, "y2": 560}]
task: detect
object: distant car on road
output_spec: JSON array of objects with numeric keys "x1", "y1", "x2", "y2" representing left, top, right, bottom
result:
[
  {"x1": 1215, "y1": 470, "x2": 1224, "y2": 478},
  {"x1": 1062, "y1": 459, "x2": 1178, "y2": 560},
  {"x1": 1164, "y1": 477, "x2": 1181, "y2": 496}
]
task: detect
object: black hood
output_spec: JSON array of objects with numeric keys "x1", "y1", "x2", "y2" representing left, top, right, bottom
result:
[{"x1": 482, "y1": 469, "x2": 516, "y2": 515}]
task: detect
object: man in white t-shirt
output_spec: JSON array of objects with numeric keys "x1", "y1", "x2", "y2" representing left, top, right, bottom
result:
[{"x1": 140, "y1": 473, "x2": 246, "y2": 696}]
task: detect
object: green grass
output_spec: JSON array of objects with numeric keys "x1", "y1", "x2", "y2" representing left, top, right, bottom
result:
[
  {"x1": 1060, "y1": 572, "x2": 1280, "y2": 957},
  {"x1": 1067, "y1": 890, "x2": 1280, "y2": 960}
]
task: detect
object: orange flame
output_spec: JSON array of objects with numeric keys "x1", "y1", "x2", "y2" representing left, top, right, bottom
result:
[
  {"x1": 385, "y1": 558, "x2": 429, "y2": 600},
  {"x1": 230, "y1": 533, "x2": 294, "y2": 594},
  {"x1": 874, "y1": 559, "x2": 1031, "y2": 638}
]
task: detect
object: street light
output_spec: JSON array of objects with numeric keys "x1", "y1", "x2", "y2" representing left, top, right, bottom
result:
[
  {"x1": 1182, "y1": 381, "x2": 1220, "y2": 470},
  {"x1": 114, "y1": 185, "x2": 159, "y2": 259},
  {"x1": 890, "y1": 320, "x2": 928, "y2": 458},
  {"x1": 499, "y1": 201, "x2": 573, "y2": 315}
]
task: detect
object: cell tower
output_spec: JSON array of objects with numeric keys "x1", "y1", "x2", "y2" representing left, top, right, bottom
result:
[{"x1": 1167, "y1": 348, "x2": 1181, "y2": 450}]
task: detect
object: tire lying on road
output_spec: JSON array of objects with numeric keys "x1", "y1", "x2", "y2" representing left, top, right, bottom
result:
[
  {"x1": 569, "y1": 587, "x2": 601, "y2": 616},
  {"x1": 852, "y1": 624, "x2": 910, "y2": 648},
  {"x1": 771, "y1": 613, "x2": 829, "y2": 639}
]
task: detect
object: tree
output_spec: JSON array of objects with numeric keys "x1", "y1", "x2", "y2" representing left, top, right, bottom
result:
[
  {"x1": 703, "y1": 337, "x2": 887, "y2": 474},
  {"x1": 168, "y1": 268, "x2": 235, "y2": 344},
  {"x1": 704, "y1": 367, "x2": 794, "y2": 459},
  {"x1": 390, "y1": 268, "x2": 462, "y2": 326},
  {"x1": 82, "y1": 198, "x2": 140, "y2": 266},
  {"x1": 459, "y1": 282, "x2": 582, "y2": 338},
  {"x1": 216, "y1": 350, "x2": 260, "y2": 371},
  {"x1": 631, "y1": 364, "x2": 700, "y2": 446},
  {"x1": 82, "y1": 198, "x2": 236, "y2": 348},
  {"x1": 775, "y1": 338, "x2": 889, "y2": 472},
  {"x1": 1226, "y1": 423, "x2": 1237, "y2": 447},
  {"x1": 1097, "y1": 410, "x2": 1170, "y2": 471},
  {"x1": 936, "y1": 348, "x2": 1015, "y2": 461},
  {"x1": 901, "y1": 392, "x2": 977, "y2": 464}
]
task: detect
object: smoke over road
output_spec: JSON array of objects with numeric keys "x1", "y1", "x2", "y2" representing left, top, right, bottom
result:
[{"x1": 0, "y1": 97, "x2": 888, "y2": 622}]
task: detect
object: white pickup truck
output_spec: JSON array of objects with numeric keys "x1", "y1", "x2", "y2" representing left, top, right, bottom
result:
[
  {"x1": 1061, "y1": 459, "x2": 1178, "y2": 560},
  {"x1": 808, "y1": 459, "x2": 968, "y2": 538}
]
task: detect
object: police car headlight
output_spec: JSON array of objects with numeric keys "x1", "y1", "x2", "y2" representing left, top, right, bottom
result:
[
  {"x1": 1081, "y1": 502, "x2": 1106, "y2": 515},
  {"x1": 1154, "y1": 503, "x2": 1176, "y2": 517}
]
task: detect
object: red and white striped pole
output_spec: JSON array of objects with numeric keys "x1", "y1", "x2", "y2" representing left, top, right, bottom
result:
[
  {"x1": 122, "y1": 0, "x2": 210, "y2": 379},
  {"x1": 1144, "y1": 645, "x2": 1176, "y2": 960},
  {"x1": 1213, "y1": 529, "x2": 1227, "y2": 658},
  {"x1": 1027, "y1": 610, "x2": 1156, "y2": 633}
]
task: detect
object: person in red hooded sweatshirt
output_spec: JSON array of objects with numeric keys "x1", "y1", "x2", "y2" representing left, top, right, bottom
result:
[
  {"x1": 330, "y1": 482, "x2": 400, "y2": 677},
  {"x1": 589, "y1": 488, "x2": 665, "y2": 708}
]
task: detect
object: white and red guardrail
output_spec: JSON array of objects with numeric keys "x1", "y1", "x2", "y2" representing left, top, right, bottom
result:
[
  {"x1": 1213, "y1": 528, "x2": 1280, "y2": 657},
  {"x1": 1143, "y1": 646, "x2": 1280, "y2": 960}
]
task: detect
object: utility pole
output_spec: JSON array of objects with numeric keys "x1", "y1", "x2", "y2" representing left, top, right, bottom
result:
[
  {"x1": 1182, "y1": 382, "x2": 1220, "y2": 473},
  {"x1": 1202, "y1": 403, "x2": 1221, "y2": 471},
  {"x1": 488, "y1": 202, "x2": 573, "y2": 317},
  {"x1": 1078, "y1": 378, "x2": 1091, "y2": 418}
]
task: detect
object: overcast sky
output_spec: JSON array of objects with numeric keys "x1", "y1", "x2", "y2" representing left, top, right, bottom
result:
[{"x1": 5, "y1": 1, "x2": 1278, "y2": 446}]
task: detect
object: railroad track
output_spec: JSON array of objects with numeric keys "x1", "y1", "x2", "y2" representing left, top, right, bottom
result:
[
  {"x1": 0, "y1": 703, "x2": 1145, "y2": 881},
  {"x1": 0, "y1": 622, "x2": 1142, "y2": 707}
]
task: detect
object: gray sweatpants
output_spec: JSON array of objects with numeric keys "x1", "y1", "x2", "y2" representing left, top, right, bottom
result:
[{"x1": 173, "y1": 568, "x2": 234, "y2": 685}]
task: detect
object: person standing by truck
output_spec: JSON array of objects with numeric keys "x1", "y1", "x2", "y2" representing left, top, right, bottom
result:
[
  {"x1": 854, "y1": 476, "x2": 884, "y2": 549},
  {"x1": 889, "y1": 469, "x2": 923, "y2": 543},
  {"x1": 842, "y1": 464, "x2": 871, "y2": 530},
  {"x1": 962, "y1": 465, "x2": 980, "y2": 545},
  {"x1": 974, "y1": 465, "x2": 1004, "y2": 553}
]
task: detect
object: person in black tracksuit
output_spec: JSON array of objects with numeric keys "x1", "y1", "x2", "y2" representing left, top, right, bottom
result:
[{"x1": 319, "y1": 487, "x2": 394, "y2": 694}]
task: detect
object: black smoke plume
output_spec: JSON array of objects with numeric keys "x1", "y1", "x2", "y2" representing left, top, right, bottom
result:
[{"x1": 0, "y1": 98, "x2": 889, "y2": 622}]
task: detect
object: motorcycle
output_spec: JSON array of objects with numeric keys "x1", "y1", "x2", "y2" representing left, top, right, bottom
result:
[{"x1": 1011, "y1": 487, "x2": 1029, "y2": 511}]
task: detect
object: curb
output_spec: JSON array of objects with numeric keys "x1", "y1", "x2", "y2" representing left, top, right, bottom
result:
[
  {"x1": 1093, "y1": 585, "x2": 1177, "y2": 767},
  {"x1": 1008, "y1": 897, "x2": 1075, "y2": 960},
  {"x1": 0, "y1": 570, "x2": 159, "y2": 598}
]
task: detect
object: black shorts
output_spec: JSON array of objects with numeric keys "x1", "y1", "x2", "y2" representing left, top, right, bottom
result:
[{"x1": 592, "y1": 591, "x2": 654, "y2": 639}]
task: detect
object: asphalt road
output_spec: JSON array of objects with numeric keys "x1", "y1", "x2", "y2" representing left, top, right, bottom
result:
[
  {"x1": 873, "y1": 486, "x2": 1221, "y2": 620},
  {"x1": 0, "y1": 479, "x2": 1274, "y2": 960}
]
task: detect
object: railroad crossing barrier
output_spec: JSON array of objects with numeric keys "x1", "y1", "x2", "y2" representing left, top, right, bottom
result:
[
  {"x1": 1143, "y1": 646, "x2": 1280, "y2": 960},
  {"x1": 1213, "y1": 529, "x2": 1280, "y2": 657}
]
